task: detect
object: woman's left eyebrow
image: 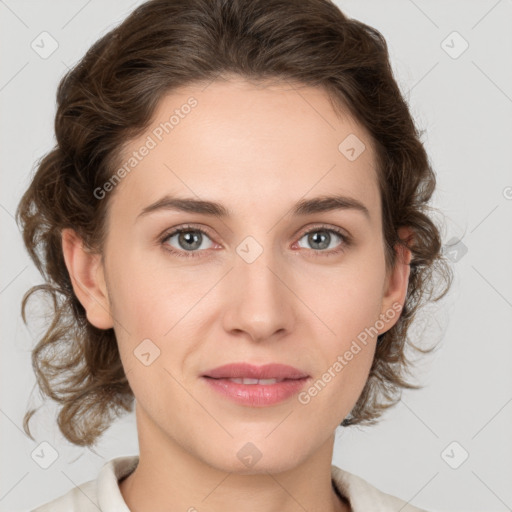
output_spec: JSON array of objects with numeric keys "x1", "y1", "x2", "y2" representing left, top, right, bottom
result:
[{"x1": 136, "y1": 194, "x2": 371, "y2": 222}]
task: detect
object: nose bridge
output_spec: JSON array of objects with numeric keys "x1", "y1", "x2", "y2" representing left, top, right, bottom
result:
[
  {"x1": 223, "y1": 235, "x2": 294, "y2": 340},
  {"x1": 235, "y1": 236, "x2": 286, "y2": 306}
]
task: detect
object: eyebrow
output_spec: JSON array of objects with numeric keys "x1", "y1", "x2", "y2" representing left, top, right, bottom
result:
[{"x1": 136, "y1": 194, "x2": 371, "y2": 221}]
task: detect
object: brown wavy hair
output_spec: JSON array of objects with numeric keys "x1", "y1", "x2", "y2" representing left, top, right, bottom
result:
[{"x1": 16, "y1": 0, "x2": 453, "y2": 447}]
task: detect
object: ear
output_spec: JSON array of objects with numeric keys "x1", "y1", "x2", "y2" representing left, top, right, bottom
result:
[
  {"x1": 61, "y1": 228, "x2": 114, "y2": 330},
  {"x1": 378, "y1": 226, "x2": 413, "y2": 334}
]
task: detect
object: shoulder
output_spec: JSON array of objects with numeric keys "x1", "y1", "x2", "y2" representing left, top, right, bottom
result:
[
  {"x1": 31, "y1": 479, "x2": 98, "y2": 512},
  {"x1": 331, "y1": 464, "x2": 430, "y2": 512},
  {"x1": 31, "y1": 456, "x2": 139, "y2": 512}
]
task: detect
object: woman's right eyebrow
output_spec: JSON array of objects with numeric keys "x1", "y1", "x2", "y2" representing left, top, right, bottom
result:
[{"x1": 135, "y1": 194, "x2": 371, "y2": 222}]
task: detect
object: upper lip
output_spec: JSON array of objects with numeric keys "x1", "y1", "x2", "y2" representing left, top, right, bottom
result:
[{"x1": 202, "y1": 363, "x2": 309, "y2": 380}]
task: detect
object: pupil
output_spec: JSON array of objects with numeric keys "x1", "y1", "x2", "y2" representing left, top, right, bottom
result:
[
  {"x1": 180, "y1": 231, "x2": 201, "y2": 250},
  {"x1": 310, "y1": 231, "x2": 329, "y2": 249}
]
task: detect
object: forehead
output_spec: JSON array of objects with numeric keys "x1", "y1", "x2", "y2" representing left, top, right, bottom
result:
[{"x1": 109, "y1": 78, "x2": 381, "y2": 225}]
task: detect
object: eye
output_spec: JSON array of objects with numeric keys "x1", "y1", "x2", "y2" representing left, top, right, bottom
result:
[
  {"x1": 159, "y1": 223, "x2": 351, "y2": 259},
  {"x1": 295, "y1": 226, "x2": 350, "y2": 256},
  {"x1": 160, "y1": 225, "x2": 215, "y2": 258}
]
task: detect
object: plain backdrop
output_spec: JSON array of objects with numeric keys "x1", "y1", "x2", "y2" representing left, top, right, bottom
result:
[{"x1": 1, "y1": 1, "x2": 511, "y2": 511}]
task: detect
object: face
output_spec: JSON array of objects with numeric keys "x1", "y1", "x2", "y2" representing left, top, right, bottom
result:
[{"x1": 65, "y1": 77, "x2": 410, "y2": 474}]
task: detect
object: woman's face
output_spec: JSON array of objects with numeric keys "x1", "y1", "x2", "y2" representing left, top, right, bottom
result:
[{"x1": 71, "y1": 77, "x2": 410, "y2": 473}]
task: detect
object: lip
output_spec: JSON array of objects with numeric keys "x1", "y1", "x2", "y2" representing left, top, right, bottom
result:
[
  {"x1": 201, "y1": 363, "x2": 310, "y2": 407},
  {"x1": 202, "y1": 363, "x2": 309, "y2": 380},
  {"x1": 203, "y1": 377, "x2": 310, "y2": 407}
]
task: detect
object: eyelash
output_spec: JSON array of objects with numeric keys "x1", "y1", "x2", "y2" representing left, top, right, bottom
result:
[{"x1": 159, "y1": 223, "x2": 351, "y2": 259}]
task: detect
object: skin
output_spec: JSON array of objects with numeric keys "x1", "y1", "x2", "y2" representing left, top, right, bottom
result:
[{"x1": 62, "y1": 77, "x2": 412, "y2": 512}]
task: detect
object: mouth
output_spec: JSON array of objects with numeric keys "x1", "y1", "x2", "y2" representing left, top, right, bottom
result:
[
  {"x1": 201, "y1": 363, "x2": 310, "y2": 407},
  {"x1": 202, "y1": 362, "x2": 309, "y2": 380},
  {"x1": 203, "y1": 377, "x2": 299, "y2": 385}
]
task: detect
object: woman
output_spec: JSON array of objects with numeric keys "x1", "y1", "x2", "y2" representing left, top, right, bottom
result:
[{"x1": 17, "y1": 0, "x2": 452, "y2": 510}]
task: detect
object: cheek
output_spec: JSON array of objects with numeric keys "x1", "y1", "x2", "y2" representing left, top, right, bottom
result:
[
  {"x1": 300, "y1": 303, "x2": 379, "y2": 428},
  {"x1": 106, "y1": 253, "x2": 206, "y2": 378},
  {"x1": 306, "y1": 260, "x2": 386, "y2": 344},
  {"x1": 290, "y1": 261, "x2": 384, "y2": 417},
  {"x1": 106, "y1": 251, "x2": 183, "y2": 334}
]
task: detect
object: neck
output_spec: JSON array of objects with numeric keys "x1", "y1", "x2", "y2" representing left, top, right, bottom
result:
[{"x1": 119, "y1": 404, "x2": 351, "y2": 512}]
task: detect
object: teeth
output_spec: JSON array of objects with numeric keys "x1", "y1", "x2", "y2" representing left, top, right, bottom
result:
[{"x1": 227, "y1": 378, "x2": 283, "y2": 385}]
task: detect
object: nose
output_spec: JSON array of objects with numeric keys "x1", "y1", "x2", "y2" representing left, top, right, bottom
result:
[{"x1": 222, "y1": 246, "x2": 296, "y2": 343}]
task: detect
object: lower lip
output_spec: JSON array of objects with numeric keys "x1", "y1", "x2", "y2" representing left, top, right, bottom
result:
[{"x1": 202, "y1": 377, "x2": 310, "y2": 407}]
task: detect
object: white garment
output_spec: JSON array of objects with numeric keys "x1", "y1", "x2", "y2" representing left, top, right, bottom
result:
[{"x1": 31, "y1": 455, "x2": 428, "y2": 511}]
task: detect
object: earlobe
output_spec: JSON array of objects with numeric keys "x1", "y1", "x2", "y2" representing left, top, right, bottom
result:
[
  {"x1": 61, "y1": 228, "x2": 114, "y2": 330},
  {"x1": 379, "y1": 226, "x2": 413, "y2": 333}
]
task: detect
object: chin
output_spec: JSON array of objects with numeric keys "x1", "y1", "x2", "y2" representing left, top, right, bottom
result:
[{"x1": 199, "y1": 438, "x2": 309, "y2": 476}]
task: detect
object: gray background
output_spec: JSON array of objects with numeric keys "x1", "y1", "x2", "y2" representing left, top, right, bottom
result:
[{"x1": 1, "y1": 1, "x2": 511, "y2": 511}]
